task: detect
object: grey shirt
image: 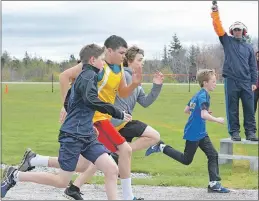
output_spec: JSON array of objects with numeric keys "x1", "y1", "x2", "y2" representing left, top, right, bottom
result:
[{"x1": 110, "y1": 67, "x2": 163, "y2": 127}]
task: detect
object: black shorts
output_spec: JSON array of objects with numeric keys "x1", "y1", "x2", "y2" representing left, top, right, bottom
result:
[{"x1": 118, "y1": 120, "x2": 148, "y2": 142}]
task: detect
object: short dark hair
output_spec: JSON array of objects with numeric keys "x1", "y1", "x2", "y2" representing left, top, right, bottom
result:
[
  {"x1": 123, "y1": 46, "x2": 144, "y2": 67},
  {"x1": 104, "y1": 35, "x2": 128, "y2": 50},
  {"x1": 79, "y1": 44, "x2": 105, "y2": 64}
]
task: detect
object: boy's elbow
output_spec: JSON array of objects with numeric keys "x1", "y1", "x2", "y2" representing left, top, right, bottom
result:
[
  {"x1": 142, "y1": 104, "x2": 149, "y2": 108},
  {"x1": 184, "y1": 106, "x2": 190, "y2": 114},
  {"x1": 59, "y1": 72, "x2": 64, "y2": 81},
  {"x1": 59, "y1": 71, "x2": 69, "y2": 81},
  {"x1": 201, "y1": 111, "x2": 207, "y2": 119}
]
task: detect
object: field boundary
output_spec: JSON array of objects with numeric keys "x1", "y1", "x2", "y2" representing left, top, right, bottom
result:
[{"x1": 2, "y1": 82, "x2": 225, "y2": 86}]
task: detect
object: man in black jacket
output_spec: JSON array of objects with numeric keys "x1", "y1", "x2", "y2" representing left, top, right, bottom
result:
[{"x1": 211, "y1": 1, "x2": 258, "y2": 141}]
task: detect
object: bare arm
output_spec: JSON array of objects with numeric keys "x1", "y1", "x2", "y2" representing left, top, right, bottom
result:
[
  {"x1": 210, "y1": 1, "x2": 229, "y2": 45},
  {"x1": 118, "y1": 67, "x2": 142, "y2": 98},
  {"x1": 118, "y1": 73, "x2": 139, "y2": 98},
  {"x1": 59, "y1": 62, "x2": 83, "y2": 104},
  {"x1": 201, "y1": 110, "x2": 224, "y2": 124}
]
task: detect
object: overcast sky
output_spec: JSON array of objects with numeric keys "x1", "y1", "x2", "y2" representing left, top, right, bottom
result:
[{"x1": 2, "y1": 1, "x2": 258, "y2": 62}]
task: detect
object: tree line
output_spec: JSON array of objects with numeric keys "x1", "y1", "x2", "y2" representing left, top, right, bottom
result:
[{"x1": 2, "y1": 34, "x2": 258, "y2": 83}]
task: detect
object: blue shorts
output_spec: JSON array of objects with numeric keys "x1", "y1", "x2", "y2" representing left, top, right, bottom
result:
[{"x1": 58, "y1": 132, "x2": 110, "y2": 172}]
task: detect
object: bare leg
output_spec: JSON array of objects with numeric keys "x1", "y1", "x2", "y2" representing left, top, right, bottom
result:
[
  {"x1": 94, "y1": 153, "x2": 119, "y2": 200},
  {"x1": 18, "y1": 169, "x2": 73, "y2": 188},
  {"x1": 129, "y1": 126, "x2": 160, "y2": 152},
  {"x1": 73, "y1": 163, "x2": 98, "y2": 188},
  {"x1": 116, "y1": 142, "x2": 132, "y2": 179}
]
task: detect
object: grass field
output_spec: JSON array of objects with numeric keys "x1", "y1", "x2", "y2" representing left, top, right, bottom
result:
[{"x1": 2, "y1": 83, "x2": 258, "y2": 189}]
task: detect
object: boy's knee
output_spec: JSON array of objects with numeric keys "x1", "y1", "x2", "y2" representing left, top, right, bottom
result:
[
  {"x1": 152, "y1": 130, "x2": 160, "y2": 143},
  {"x1": 104, "y1": 162, "x2": 119, "y2": 176},
  {"x1": 76, "y1": 166, "x2": 88, "y2": 173},
  {"x1": 183, "y1": 160, "x2": 192, "y2": 166},
  {"x1": 142, "y1": 127, "x2": 160, "y2": 143},
  {"x1": 183, "y1": 158, "x2": 193, "y2": 165},
  {"x1": 75, "y1": 155, "x2": 92, "y2": 173},
  {"x1": 118, "y1": 143, "x2": 132, "y2": 157}
]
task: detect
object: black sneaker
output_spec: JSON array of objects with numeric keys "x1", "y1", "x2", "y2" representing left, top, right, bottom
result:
[
  {"x1": 18, "y1": 148, "x2": 37, "y2": 172},
  {"x1": 231, "y1": 133, "x2": 241, "y2": 141},
  {"x1": 68, "y1": 180, "x2": 73, "y2": 187},
  {"x1": 1, "y1": 166, "x2": 17, "y2": 198},
  {"x1": 63, "y1": 185, "x2": 84, "y2": 200},
  {"x1": 246, "y1": 133, "x2": 258, "y2": 141}
]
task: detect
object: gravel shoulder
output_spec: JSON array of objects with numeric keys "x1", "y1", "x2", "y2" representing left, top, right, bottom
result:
[
  {"x1": 3, "y1": 183, "x2": 258, "y2": 200},
  {"x1": 1, "y1": 165, "x2": 258, "y2": 200}
]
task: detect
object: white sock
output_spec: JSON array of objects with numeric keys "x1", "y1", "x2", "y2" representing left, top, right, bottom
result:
[
  {"x1": 120, "y1": 178, "x2": 134, "y2": 200},
  {"x1": 160, "y1": 144, "x2": 166, "y2": 152},
  {"x1": 209, "y1": 181, "x2": 218, "y2": 187},
  {"x1": 13, "y1": 170, "x2": 20, "y2": 182},
  {"x1": 30, "y1": 155, "x2": 49, "y2": 167}
]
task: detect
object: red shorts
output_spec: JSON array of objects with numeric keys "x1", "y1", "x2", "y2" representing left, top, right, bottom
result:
[{"x1": 94, "y1": 119, "x2": 126, "y2": 152}]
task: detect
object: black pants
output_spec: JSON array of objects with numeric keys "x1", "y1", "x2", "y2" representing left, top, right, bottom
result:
[
  {"x1": 224, "y1": 78, "x2": 256, "y2": 136},
  {"x1": 163, "y1": 136, "x2": 221, "y2": 182},
  {"x1": 254, "y1": 88, "x2": 259, "y2": 114}
]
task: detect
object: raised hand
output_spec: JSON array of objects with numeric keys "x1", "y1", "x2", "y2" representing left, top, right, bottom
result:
[
  {"x1": 132, "y1": 66, "x2": 142, "y2": 86},
  {"x1": 211, "y1": 0, "x2": 218, "y2": 12},
  {"x1": 153, "y1": 71, "x2": 164, "y2": 85}
]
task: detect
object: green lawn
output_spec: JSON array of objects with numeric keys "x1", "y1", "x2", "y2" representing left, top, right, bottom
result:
[{"x1": 1, "y1": 83, "x2": 258, "y2": 189}]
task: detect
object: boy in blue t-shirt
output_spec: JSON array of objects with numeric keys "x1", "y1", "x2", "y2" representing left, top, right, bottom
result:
[{"x1": 146, "y1": 69, "x2": 230, "y2": 193}]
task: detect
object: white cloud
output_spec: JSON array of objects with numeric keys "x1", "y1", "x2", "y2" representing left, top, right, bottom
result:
[
  {"x1": 2, "y1": 1, "x2": 258, "y2": 62},
  {"x1": 2, "y1": 1, "x2": 66, "y2": 14}
]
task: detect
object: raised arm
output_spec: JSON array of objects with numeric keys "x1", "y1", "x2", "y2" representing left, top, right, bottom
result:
[
  {"x1": 59, "y1": 62, "x2": 83, "y2": 104},
  {"x1": 59, "y1": 62, "x2": 83, "y2": 123},
  {"x1": 137, "y1": 84, "x2": 162, "y2": 108},
  {"x1": 210, "y1": 1, "x2": 228, "y2": 44},
  {"x1": 118, "y1": 66, "x2": 142, "y2": 98},
  {"x1": 137, "y1": 71, "x2": 163, "y2": 107}
]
